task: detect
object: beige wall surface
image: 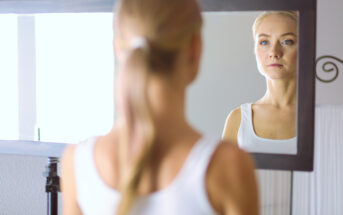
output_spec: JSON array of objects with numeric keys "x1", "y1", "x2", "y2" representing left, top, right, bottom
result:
[{"x1": 315, "y1": 0, "x2": 343, "y2": 104}]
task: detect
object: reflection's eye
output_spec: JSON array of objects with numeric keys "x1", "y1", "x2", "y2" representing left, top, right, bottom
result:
[
  {"x1": 259, "y1": 40, "x2": 268, "y2": 45},
  {"x1": 282, "y1": 39, "x2": 295, "y2": 45}
]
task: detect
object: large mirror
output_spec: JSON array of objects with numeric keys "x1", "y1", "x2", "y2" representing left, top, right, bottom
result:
[
  {"x1": 0, "y1": 0, "x2": 316, "y2": 170},
  {"x1": 193, "y1": 0, "x2": 316, "y2": 171}
]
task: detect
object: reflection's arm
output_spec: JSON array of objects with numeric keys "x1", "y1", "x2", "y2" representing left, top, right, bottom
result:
[
  {"x1": 61, "y1": 145, "x2": 83, "y2": 215},
  {"x1": 222, "y1": 107, "x2": 241, "y2": 144}
]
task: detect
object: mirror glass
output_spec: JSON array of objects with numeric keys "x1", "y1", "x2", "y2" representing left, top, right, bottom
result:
[{"x1": 188, "y1": 11, "x2": 299, "y2": 155}]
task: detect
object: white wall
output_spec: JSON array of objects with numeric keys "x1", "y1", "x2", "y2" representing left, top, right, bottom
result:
[
  {"x1": 315, "y1": 0, "x2": 343, "y2": 104},
  {"x1": 0, "y1": 155, "x2": 52, "y2": 215}
]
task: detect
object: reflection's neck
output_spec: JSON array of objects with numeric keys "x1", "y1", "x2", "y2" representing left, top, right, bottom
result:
[{"x1": 263, "y1": 78, "x2": 297, "y2": 106}]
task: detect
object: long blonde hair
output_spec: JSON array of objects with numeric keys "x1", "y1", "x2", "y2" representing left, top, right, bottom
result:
[{"x1": 114, "y1": 0, "x2": 203, "y2": 214}]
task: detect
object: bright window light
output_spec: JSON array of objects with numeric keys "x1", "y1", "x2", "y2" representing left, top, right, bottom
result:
[
  {"x1": 0, "y1": 15, "x2": 19, "y2": 140},
  {"x1": 35, "y1": 13, "x2": 114, "y2": 143}
]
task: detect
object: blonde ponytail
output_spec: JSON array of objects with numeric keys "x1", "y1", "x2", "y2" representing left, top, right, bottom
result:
[{"x1": 117, "y1": 43, "x2": 156, "y2": 215}]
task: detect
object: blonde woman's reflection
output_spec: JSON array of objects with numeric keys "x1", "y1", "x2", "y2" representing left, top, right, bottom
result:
[{"x1": 223, "y1": 11, "x2": 298, "y2": 154}]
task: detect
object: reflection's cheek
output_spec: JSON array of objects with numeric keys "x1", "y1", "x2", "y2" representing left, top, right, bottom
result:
[
  {"x1": 255, "y1": 56, "x2": 266, "y2": 76},
  {"x1": 285, "y1": 58, "x2": 298, "y2": 75},
  {"x1": 257, "y1": 62, "x2": 267, "y2": 77},
  {"x1": 288, "y1": 50, "x2": 298, "y2": 68}
]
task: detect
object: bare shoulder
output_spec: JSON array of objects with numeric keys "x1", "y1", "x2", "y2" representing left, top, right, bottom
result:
[
  {"x1": 226, "y1": 107, "x2": 241, "y2": 130},
  {"x1": 222, "y1": 107, "x2": 241, "y2": 143},
  {"x1": 61, "y1": 144, "x2": 78, "y2": 196},
  {"x1": 207, "y1": 140, "x2": 258, "y2": 215},
  {"x1": 228, "y1": 106, "x2": 242, "y2": 120},
  {"x1": 211, "y1": 140, "x2": 255, "y2": 180},
  {"x1": 61, "y1": 144, "x2": 82, "y2": 215},
  {"x1": 61, "y1": 144, "x2": 77, "y2": 182}
]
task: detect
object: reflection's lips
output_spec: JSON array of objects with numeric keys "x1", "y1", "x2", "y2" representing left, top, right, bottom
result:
[{"x1": 268, "y1": 63, "x2": 283, "y2": 67}]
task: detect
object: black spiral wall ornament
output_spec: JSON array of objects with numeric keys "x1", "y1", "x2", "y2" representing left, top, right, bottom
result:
[{"x1": 315, "y1": 55, "x2": 343, "y2": 83}]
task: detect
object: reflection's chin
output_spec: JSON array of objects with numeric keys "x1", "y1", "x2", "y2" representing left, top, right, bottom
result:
[{"x1": 262, "y1": 69, "x2": 297, "y2": 80}]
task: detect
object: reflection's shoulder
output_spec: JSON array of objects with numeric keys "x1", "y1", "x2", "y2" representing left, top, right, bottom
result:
[
  {"x1": 228, "y1": 106, "x2": 241, "y2": 117},
  {"x1": 225, "y1": 106, "x2": 241, "y2": 124},
  {"x1": 222, "y1": 106, "x2": 242, "y2": 141}
]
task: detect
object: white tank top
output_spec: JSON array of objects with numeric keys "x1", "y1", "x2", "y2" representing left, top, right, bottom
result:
[
  {"x1": 74, "y1": 136, "x2": 219, "y2": 215},
  {"x1": 237, "y1": 103, "x2": 297, "y2": 155}
]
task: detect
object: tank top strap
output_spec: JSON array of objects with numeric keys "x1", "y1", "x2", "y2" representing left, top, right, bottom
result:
[
  {"x1": 172, "y1": 136, "x2": 220, "y2": 214},
  {"x1": 74, "y1": 136, "x2": 120, "y2": 214},
  {"x1": 74, "y1": 136, "x2": 99, "y2": 184},
  {"x1": 178, "y1": 136, "x2": 220, "y2": 180},
  {"x1": 240, "y1": 103, "x2": 252, "y2": 124},
  {"x1": 74, "y1": 136, "x2": 98, "y2": 185},
  {"x1": 74, "y1": 136, "x2": 109, "y2": 192},
  {"x1": 237, "y1": 103, "x2": 252, "y2": 147}
]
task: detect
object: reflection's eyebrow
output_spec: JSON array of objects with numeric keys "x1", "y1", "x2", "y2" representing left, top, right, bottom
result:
[
  {"x1": 281, "y1": 32, "x2": 297, "y2": 37},
  {"x1": 258, "y1": 33, "x2": 270, "y2": 38},
  {"x1": 258, "y1": 32, "x2": 297, "y2": 38}
]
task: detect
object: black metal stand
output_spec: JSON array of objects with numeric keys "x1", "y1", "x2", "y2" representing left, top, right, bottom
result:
[{"x1": 44, "y1": 157, "x2": 60, "y2": 215}]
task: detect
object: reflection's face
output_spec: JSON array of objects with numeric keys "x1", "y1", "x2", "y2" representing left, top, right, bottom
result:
[{"x1": 254, "y1": 14, "x2": 298, "y2": 80}]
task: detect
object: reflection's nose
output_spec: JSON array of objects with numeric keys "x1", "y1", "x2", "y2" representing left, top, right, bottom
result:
[{"x1": 269, "y1": 43, "x2": 282, "y2": 59}]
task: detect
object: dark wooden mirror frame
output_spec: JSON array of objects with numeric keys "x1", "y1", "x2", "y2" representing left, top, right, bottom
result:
[{"x1": 0, "y1": 0, "x2": 316, "y2": 171}]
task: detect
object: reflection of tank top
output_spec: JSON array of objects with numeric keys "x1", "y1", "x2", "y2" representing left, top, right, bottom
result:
[
  {"x1": 237, "y1": 103, "x2": 297, "y2": 154},
  {"x1": 74, "y1": 136, "x2": 219, "y2": 215}
]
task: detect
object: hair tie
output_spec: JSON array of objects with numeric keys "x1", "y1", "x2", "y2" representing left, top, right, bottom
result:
[{"x1": 130, "y1": 37, "x2": 148, "y2": 50}]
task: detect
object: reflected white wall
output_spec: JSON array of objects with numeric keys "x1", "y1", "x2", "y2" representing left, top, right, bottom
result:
[{"x1": 187, "y1": 12, "x2": 265, "y2": 137}]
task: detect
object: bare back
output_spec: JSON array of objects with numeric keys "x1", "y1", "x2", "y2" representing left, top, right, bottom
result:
[{"x1": 94, "y1": 128, "x2": 202, "y2": 196}]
